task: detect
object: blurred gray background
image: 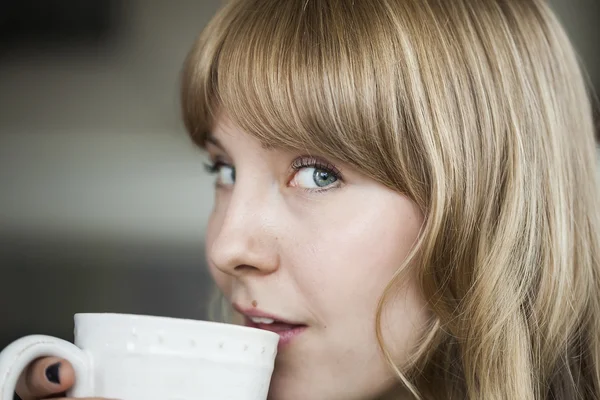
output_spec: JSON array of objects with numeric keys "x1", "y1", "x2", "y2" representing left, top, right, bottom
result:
[{"x1": 1, "y1": 1, "x2": 599, "y2": 349}]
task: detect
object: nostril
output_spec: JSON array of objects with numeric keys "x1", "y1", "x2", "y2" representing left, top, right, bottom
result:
[{"x1": 234, "y1": 264, "x2": 260, "y2": 273}]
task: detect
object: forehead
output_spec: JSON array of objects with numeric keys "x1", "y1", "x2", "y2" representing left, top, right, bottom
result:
[{"x1": 208, "y1": 115, "x2": 283, "y2": 152}]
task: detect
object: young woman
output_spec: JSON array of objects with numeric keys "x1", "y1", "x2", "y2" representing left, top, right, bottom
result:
[{"x1": 15, "y1": 0, "x2": 600, "y2": 399}]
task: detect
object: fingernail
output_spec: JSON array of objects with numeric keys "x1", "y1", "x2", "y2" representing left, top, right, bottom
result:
[{"x1": 45, "y1": 362, "x2": 61, "y2": 385}]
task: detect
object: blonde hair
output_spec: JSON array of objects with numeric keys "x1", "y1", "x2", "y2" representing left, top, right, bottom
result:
[{"x1": 181, "y1": 0, "x2": 600, "y2": 399}]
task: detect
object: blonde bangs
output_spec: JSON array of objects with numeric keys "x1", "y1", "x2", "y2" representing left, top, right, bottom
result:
[{"x1": 181, "y1": 0, "x2": 429, "y2": 195}]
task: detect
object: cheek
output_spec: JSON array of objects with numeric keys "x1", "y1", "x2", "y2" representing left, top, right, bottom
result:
[
  {"x1": 205, "y1": 205, "x2": 233, "y2": 297},
  {"x1": 292, "y1": 193, "x2": 424, "y2": 311},
  {"x1": 380, "y1": 271, "x2": 432, "y2": 364}
]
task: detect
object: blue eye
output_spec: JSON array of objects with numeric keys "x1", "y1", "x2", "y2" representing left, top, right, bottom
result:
[
  {"x1": 290, "y1": 156, "x2": 342, "y2": 191},
  {"x1": 205, "y1": 161, "x2": 235, "y2": 187},
  {"x1": 294, "y1": 167, "x2": 338, "y2": 188}
]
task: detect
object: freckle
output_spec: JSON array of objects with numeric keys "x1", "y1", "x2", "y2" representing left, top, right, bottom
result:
[{"x1": 252, "y1": 300, "x2": 258, "y2": 308}]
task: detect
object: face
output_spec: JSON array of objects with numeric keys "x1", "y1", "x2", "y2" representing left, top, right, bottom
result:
[{"x1": 204, "y1": 115, "x2": 430, "y2": 400}]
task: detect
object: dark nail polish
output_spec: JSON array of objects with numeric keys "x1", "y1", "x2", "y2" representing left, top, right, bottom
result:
[{"x1": 45, "y1": 362, "x2": 61, "y2": 385}]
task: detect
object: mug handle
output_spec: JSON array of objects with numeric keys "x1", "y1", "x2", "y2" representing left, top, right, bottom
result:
[{"x1": 0, "y1": 335, "x2": 94, "y2": 400}]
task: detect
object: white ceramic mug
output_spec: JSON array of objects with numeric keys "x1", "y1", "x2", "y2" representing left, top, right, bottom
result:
[{"x1": 0, "y1": 313, "x2": 279, "y2": 400}]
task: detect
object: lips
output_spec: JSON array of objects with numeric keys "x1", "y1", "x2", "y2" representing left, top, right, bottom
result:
[
  {"x1": 244, "y1": 317, "x2": 307, "y2": 348},
  {"x1": 234, "y1": 303, "x2": 307, "y2": 348}
]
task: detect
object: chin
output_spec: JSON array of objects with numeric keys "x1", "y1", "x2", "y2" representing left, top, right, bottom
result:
[
  {"x1": 267, "y1": 370, "x2": 315, "y2": 400},
  {"x1": 266, "y1": 371, "x2": 362, "y2": 400},
  {"x1": 267, "y1": 372, "x2": 295, "y2": 400},
  {"x1": 267, "y1": 366, "x2": 401, "y2": 400}
]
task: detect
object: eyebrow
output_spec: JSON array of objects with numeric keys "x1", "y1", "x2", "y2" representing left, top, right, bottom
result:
[{"x1": 204, "y1": 133, "x2": 226, "y2": 151}]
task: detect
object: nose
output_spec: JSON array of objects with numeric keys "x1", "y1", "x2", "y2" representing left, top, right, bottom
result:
[{"x1": 208, "y1": 187, "x2": 280, "y2": 278}]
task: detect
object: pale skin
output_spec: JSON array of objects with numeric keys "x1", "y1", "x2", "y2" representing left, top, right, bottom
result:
[{"x1": 15, "y1": 115, "x2": 430, "y2": 400}]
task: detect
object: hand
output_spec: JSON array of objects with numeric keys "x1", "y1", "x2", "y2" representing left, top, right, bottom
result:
[{"x1": 14, "y1": 357, "x2": 108, "y2": 400}]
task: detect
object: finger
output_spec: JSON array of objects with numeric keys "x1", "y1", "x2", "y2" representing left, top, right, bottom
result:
[{"x1": 15, "y1": 357, "x2": 75, "y2": 400}]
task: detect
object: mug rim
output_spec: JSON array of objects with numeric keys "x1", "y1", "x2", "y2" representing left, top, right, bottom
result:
[{"x1": 73, "y1": 312, "x2": 279, "y2": 341}]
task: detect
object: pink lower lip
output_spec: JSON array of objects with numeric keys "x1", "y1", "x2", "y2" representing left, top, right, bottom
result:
[{"x1": 244, "y1": 317, "x2": 307, "y2": 349}]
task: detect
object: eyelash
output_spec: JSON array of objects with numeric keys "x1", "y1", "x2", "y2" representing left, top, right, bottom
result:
[
  {"x1": 204, "y1": 160, "x2": 230, "y2": 174},
  {"x1": 291, "y1": 156, "x2": 343, "y2": 181}
]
